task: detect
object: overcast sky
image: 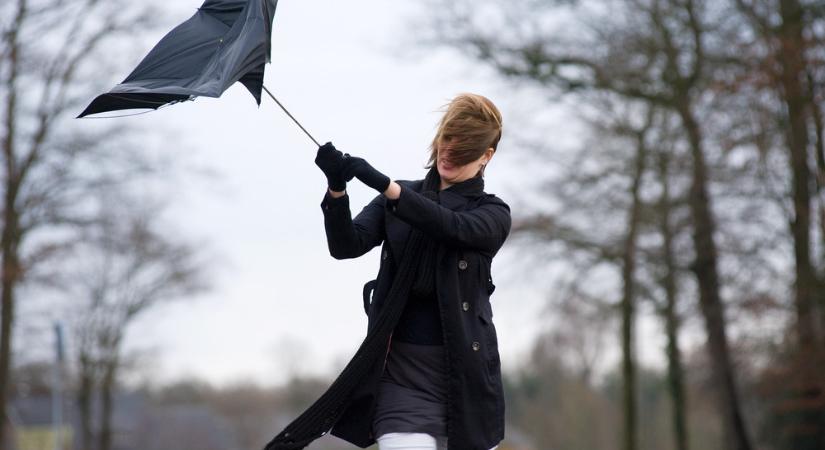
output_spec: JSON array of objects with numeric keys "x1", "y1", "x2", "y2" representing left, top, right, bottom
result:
[{"x1": 61, "y1": 0, "x2": 670, "y2": 388}]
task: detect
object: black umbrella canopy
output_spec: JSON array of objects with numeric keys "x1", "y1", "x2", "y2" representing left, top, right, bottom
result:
[{"x1": 79, "y1": 0, "x2": 278, "y2": 117}]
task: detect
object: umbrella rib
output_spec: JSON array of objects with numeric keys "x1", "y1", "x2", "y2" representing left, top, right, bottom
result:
[
  {"x1": 262, "y1": 85, "x2": 321, "y2": 147},
  {"x1": 105, "y1": 94, "x2": 181, "y2": 106},
  {"x1": 80, "y1": 110, "x2": 157, "y2": 119}
]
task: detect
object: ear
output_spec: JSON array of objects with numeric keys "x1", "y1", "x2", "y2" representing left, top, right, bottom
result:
[{"x1": 483, "y1": 147, "x2": 495, "y2": 164}]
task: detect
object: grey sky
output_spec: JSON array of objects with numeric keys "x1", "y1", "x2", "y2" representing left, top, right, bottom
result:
[{"x1": 105, "y1": 0, "x2": 666, "y2": 387}]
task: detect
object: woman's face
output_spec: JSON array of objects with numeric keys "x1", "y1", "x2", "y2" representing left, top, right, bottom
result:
[{"x1": 436, "y1": 141, "x2": 491, "y2": 186}]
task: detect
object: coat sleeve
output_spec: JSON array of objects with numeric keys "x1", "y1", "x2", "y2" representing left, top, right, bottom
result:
[
  {"x1": 320, "y1": 191, "x2": 385, "y2": 259},
  {"x1": 389, "y1": 185, "x2": 511, "y2": 253}
]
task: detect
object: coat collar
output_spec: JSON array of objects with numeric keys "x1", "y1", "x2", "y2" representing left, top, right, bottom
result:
[
  {"x1": 436, "y1": 174, "x2": 485, "y2": 211},
  {"x1": 440, "y1": 173, "x2": 485, "y2": 196}
]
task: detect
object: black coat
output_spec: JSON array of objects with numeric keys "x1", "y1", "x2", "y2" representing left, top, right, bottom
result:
[{"x1": 320, "y1": 176, "x2": 511, "y2": 450}]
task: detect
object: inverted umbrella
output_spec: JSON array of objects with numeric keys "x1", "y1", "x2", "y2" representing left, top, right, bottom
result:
[{"x1": 78, "y1": 0, "x2": 319, "y2": 145}]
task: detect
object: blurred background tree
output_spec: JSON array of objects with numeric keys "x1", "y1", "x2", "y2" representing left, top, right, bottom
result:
[
  {"x1": 68, "y1": 193, "x2": 206, "y2": 450},
  {"x1": 1, "y1": 0, "x2": 205, "y2": 449},
  {"x1": 416, "y1": 0, "x2": 824, "y2": 449}
]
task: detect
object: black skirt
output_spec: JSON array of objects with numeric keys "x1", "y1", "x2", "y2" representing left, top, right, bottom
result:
[{"x1": 372, "y1": 339, "x2": 448, "y2": 439}]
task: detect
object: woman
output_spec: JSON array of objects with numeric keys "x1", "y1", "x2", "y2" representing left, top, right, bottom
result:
[{"x1": 314, "y1": 93, "x2": 510, "y2": 450}]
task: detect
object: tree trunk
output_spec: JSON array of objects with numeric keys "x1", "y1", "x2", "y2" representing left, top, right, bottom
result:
[
  {"x1": 98, "y1": 350, "x2": 119, "y2": 450},
  {"x1": 0, "y1": 2, "x2": 26, "y2": 448},
  {"x1": 0, "y1": 230, "x2": 17, "y2": 450},
  {"x1": 778, "y1": 0, "x2": 819, "y2": 351},
  {"x1": 657, "y1": 149, "x2": 689, "y2": 450},
  {"x1": 678, "y1": 100, "x2": 753, "y2": 450},
  {"x1": 773, "y1": 1, "x2": 825, "y2": 447},
  {"x1": 810, "y1": 71, "x2": 825, "y2": 195},
  {"x1": 78, "y1": 351, "x2": 95, "y2": 450},
  {"x1": 805, "y1": 29, "x2": 825, "y2": 351},
  {"x1": 620, "y1": 127, "x2": 647, "y2": 450}
]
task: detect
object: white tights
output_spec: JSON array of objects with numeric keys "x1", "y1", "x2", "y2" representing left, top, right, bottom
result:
[{"x1": 376, "y1": 432, "x2": 498, "y2": 450}]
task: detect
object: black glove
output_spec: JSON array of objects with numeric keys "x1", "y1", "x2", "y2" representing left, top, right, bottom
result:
[
  {"x1": 341, "y1": 154, "x2": 391, "y2": 193},
  {"x1": 314, "y1": 142, "x2": 346, "y2": 192}
]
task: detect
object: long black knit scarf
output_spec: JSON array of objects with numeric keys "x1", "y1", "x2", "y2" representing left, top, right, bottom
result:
[
  {"x1": 410, "y1": 179, "x2": 439, "y2": 298},
  {"x1": 263, "y1": 168, "x2": 443, "y2": 450}
]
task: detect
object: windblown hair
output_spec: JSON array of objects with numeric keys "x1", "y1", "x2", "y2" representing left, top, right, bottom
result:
[{"x1": 427, "y1": 93, "x2": 503, "y2": 175}]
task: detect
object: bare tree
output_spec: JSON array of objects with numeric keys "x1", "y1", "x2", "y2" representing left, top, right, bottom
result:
[
  {"x1": 652, "y1": 132, "x2": 690, "y2": 450},
  {"x1": 0, "y1": 0, "x2": 163, "y2": 446},
  {"x1": 422, "y1": 0, "x2": 755, "y2": 448},
  {"x1": 70, "y1": 194, "x2": 207, "y2": 450},
  {"x1": 512, "y1": 97, "x2": 663, "y2": 450},
  {"x1": 729, "y1": 1, "x2": 825, "y2": 447},
  {"x1": 617, "y1": 108, "x2": 653, "y2": 450}
]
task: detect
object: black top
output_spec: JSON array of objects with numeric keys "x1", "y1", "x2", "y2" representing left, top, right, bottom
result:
[{"x1": 392, "y1": 291, "x2": 444, "y2": 345}]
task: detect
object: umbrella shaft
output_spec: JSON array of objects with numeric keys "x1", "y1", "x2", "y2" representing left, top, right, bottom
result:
[{"x1": 263, "y1": 86, "x2": 320, "y2": 147}]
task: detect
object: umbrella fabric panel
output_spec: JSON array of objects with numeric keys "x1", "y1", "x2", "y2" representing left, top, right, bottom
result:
[
  {"x1": 79, "y1": 0, "x2": 277, "y2": 117},
  {"x1": 116, "y1": 0, "x2": 276, "y2": 98},
  {"x1": 121, "y1": 13, "x2": 230, "y2": 86},
  {"x1": 201, "y1": 0, "x2": 249, "y2": 22}
]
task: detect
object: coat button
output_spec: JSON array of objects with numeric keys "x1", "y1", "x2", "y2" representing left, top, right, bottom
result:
[
  {"x1": 458, "y1": 260, "x2": 468, "y2": 270},
  {"x1": 472, "y1": 341, "x2": 480, "y2": 351},
  {"x1": 462, "y1": 302, "x2": 470, "y2": 311},
  {"x1": 382, "y1": 250, "x2": 388, "y2": 260}
]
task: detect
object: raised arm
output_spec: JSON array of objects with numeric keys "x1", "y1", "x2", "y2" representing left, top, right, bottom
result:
[
  {"x1": 315, "y1": 142, "x2": 385, "y2": 259},
  {"x1": 339, "y1": 156, "x2": 511, "y2": 253},
  {"x1": 320, "y1": 191, "x2": 385, "y2": 259},
  {"x1": 387, "y1": 183, "x2": 510, "y2": 253}
]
